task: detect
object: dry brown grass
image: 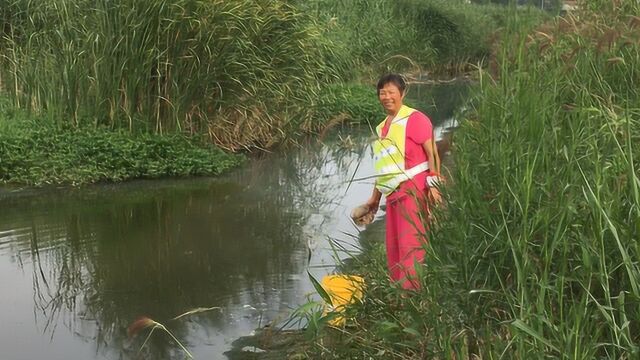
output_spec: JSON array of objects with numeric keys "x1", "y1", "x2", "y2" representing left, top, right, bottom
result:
[{"x1": 207, "y1": 105, "x2": 287, "y2": 152}]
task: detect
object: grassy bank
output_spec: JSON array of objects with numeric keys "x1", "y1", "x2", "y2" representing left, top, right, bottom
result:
[
  {"x1": 0, "y1": 1, "x2": 542, "y2": 185},
  {"x1": 0, "y1": 102, "x2": 243, "y2": 186},
  {"x1": 0, "y1": 1, "x2": 539, "y2": 136},
  {"x1": 303, "y1": 0, "x2": 546, "y2": 77},
  {"x1": 0, "y1": 0, "x2": 341, "y2": 151},
  {"x1": 301, "y1": 3, "x2": 640, "y2": 359}
]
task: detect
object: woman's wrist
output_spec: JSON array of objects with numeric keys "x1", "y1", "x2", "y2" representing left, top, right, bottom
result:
[{"x1": 426, "y1": 173, "x2": 442, "y2": 187}]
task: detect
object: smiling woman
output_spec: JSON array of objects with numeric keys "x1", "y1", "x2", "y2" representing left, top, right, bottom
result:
[
  {"x1": 360, "y1": 74, "x2": 442, "y2": 291},
  {"x1": 378, "y1": 80, "x2": 405, "y2": 114}
]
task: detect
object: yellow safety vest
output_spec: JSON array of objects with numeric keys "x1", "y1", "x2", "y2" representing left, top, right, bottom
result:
[{"x1": 373, "y1": 105, "x2": 429, "y2": 195}]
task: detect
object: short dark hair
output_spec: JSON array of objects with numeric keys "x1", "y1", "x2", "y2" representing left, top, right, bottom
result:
[{"x1": 376, "y1": 74, "x2": 406, "y2": 95}]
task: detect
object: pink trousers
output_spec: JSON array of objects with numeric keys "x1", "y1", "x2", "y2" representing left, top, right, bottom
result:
[{"x1": 385, "y1": 190, "x2": 429, "y2": 290}]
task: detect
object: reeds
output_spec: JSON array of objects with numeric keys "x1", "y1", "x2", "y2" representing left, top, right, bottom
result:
[
  {"x1": 0, "y1": 0, "x2": 526, "y2": 152},
  {"x1": 305, "y1": 4, "x2": 640, "y2": 359},
  {"x1": 303, "y1": 0, "x2": 540, "y2": 76},
  {"x1": 0, "y1": 0, "x2": 344, "y2": 149},
  {"x1": 426, "y1": 4, "x2": 640, "y2": 358}
]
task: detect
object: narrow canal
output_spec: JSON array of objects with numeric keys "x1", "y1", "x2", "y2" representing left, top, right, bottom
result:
[{"x1": 0, "y1": 82, "x2": 469, "y2": 360}]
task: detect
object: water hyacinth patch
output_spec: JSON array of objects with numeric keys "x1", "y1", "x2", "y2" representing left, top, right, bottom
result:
[{"x1": 0, "y1": 115, "x2": 243, "y2": 186}]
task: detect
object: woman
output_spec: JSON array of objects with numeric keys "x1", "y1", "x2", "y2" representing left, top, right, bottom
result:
[{"x1": 364, "y1": 73, "x2": 441, "y2": 290}]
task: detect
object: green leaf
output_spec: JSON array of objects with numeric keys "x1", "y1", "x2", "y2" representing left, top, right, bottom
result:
[
  {"x1": 403, "y1": 327, "x2": 422, "y2": 337},
  {"x1": 307, "y1": 271, "x2": 332, "y2": 306},
  {"x1": 511, "y1": 319, "x2": 559, "y2": 353}
]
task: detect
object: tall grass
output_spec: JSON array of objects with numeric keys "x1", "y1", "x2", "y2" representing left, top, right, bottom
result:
[
  {"x1": 305, "y1": 3, "x2": 640, "y2": 359},
  {"x1": 0, "y1": 0, "x2": 538, "y2": 152},
  {"x1": 0, "y1": 0, "x2": 344, "y2": 149},
  {"x1": 300, "y1": 0, "x2": 435, "y2": 76},
  {"x1": 303, "y1": 0, "x2": 547, "y2": 76},
  {"x1": 452, "y1": 5, "x2": 640, "y2": 356}
]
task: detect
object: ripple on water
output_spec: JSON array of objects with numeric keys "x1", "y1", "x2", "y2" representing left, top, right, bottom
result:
[{"x1": 0, "y1": 223, "x2": 94, "y2": 262}]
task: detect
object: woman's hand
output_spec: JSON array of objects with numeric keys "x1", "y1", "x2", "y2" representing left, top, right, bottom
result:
[
  {"x1": 351, "y1": 196, "x2": 379, "y2": 226},
  {"x1": 426, "y1": 173, "x2": 445, "y2": 206},
  {"x1": 365, "y1": 196, "x2": 380, "y2": 215},
  {"x1": 350, "y1": 187, "x2": 381, "y2": 226},
  {"x1": 365, "y1": 186, "x2": 382, "y2": 214},
  {"x1": 428, "y1": 186, "x2": 443, "y2": 205}
]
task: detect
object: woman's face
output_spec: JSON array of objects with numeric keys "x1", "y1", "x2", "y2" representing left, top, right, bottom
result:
[{"x1": 378, "y1": 82, "x2": 404, "y2": 115}]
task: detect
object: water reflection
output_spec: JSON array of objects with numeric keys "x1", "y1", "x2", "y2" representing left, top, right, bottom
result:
[
  {"x1": 0, "y1": 82, "x2": 469, "y2": 360},
  {"x1": 0, "y1": 136, "x2": 375, "y2": 359},
  {"x1": 2, "y1": 180, "x2": 309, "y2": 357}
]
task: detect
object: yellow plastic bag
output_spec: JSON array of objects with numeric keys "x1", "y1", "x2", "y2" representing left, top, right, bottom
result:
[{"x1": 321, "y1": 275, "x2": 365, "y2": 327}]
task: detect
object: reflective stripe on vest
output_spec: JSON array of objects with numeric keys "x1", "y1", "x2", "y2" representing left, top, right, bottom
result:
[{"x1": 372, "y1": 105, "x2": 429, "y2": 195}]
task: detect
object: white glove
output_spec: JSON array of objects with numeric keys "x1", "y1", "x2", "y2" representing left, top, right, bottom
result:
[{"x1": 426, "y1": 175, "x2": 440, "y2": 187}]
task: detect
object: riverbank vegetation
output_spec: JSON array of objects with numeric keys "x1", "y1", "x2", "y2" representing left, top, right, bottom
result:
[
  {"x1": 0, "y1": 101, "x2": 242, "y2": 186},
  {"x1": 302, "y1": 2, "x2": 640, "y2": 359},
  {"x1": 0, "y1": 0, "x2": 543, "y2": 185},
  {"x1": 300, "y1": 0, "x2": 521, "y2": 76}
]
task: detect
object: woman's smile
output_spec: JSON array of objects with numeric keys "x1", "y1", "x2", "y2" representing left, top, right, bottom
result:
[{"x1": 378, "y1": 83, "x2": 404, "y2": 115}]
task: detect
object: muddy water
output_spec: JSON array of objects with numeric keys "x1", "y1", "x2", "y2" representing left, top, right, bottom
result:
[{"x1": 0, "y1": 82, "x2": 469, "y2": 360}]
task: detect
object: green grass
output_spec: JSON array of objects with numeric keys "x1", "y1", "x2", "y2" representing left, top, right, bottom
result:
[
  {"x1": 0, "y1": 1, "x2": 537, "y2": 145},
  {"x1": 303, "y1": 84, "x2": 380, "y2": 132},
  {"x1": 303, "y1": 0, "x2": 547, "y2": 76},
  {"x1": 302, "y1": 4, "x2": 640, "y2": 359},
  {"x1": 0, "y1": 102, "x2": 243, "y2": 186},
  {"x1": 0, "y1": 0, "x2": 544, "y2": 184},
  {"x1": 0, "y1": 0, "x2": 343, "y2": 148}
]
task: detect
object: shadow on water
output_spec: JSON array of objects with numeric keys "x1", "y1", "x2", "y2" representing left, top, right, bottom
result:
[{"x1": 0, "y1": 81, "x2": 470, "y2": 360}]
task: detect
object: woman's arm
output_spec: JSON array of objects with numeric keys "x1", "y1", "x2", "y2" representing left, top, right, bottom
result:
[
  {"x1": 366, "y1": 186, "x2": 382, "y2": 213},
  {"x1": 422, "y1": 136, "x2": 440, "y2": 175},
  {"x1": 422, "y1": 135, "x2": 444, "y2": 205}
]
